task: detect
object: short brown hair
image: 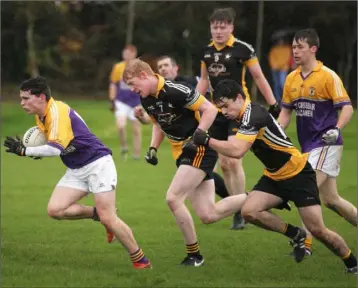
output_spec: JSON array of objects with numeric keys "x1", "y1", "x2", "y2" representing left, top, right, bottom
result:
[
  {"x1": 157, "y1": 55, "x2": 177, "y2": 67},
  {"x1": 209, "y1": 7, "x2": 236, "y2": 24},
  {"x1": 294, "y1": 28, "x2": 320, "y2": 48},
  {"x1": 123, "y1": 59, "x2": 154, "y2": 82}
]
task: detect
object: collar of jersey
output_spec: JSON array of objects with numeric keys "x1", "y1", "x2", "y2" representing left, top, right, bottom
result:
[
  {"x1": 297, "y1": 61, "x2": 323, "y2": 73},
  {"x1": 43, "y1": 97, "x2": 54, "y2": 117},
  {"x1": 238, "y1": 97, "x2": 250, "y2": 120},
  {"x1": 154, "y1": 74, "x2": 165, "y2": 97},
  {"x1": 209, "y1": 34, "x2": 235, "y2": 51}
]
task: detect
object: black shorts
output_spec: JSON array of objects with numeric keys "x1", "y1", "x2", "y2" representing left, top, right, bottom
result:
[
  {"x1": 208, "y1": 112, "x2": 234, "y2": 140},
  {"x1": 176, "y1": 145, "x2": 218, "y2": 180},
  {"x1": 252, "y1": 162, "x2": 321, "y2": 208}
]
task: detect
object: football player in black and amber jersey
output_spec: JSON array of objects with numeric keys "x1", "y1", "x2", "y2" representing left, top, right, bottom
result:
[
  {"x1": 196, "y1": 8, "x2": 280, "y2": 230},
  {"x1": 192, "y1": 79, "x2": 357, "y2": 273},
  {"x1": 123, "y1": 59, "x2": 248, "y2": 267},
  {"x1": 156, "y1": 55, "x2": 230, "y2": 199}
]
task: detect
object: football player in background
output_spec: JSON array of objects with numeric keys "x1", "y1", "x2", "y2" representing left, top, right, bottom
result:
[
  {"x1": 109, "y1": 44, "x2": 142, "y2": 160},
  {"x1": 196, "y1": 7, "x2": 280, "y2": 230},
  {"x1": 278, "y1": 28, "x2": 357, "y2": 256}
]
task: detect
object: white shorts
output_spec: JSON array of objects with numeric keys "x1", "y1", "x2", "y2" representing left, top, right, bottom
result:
[
  {"x1": 308, "y1": 145, "x2": 343, "y2": 178},
  {"x1": 57, "y1": 155, "x2": 117, "y2": 193},
  {"x1": 114, "y1": 100, "x2": 137, "y2": 121}
]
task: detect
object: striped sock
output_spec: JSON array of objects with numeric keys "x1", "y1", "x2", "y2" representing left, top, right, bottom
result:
[
  {"x1": 130, "y1": 248, "x2": 148, "y2": 264},
  {"x1": 304, "y1": 238, "x2": 312, "y2": 252},
  {"x1": 186, "y1": 242, "x2": 200, "y2": 257}
]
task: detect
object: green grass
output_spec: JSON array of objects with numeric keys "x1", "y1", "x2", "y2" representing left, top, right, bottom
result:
[{"x1": 1, "y1": 100, "x2": 357, "y2": 287}]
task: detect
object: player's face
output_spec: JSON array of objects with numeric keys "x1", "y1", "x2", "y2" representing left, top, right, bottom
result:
[
  {"x1": 215, "y1": 96, "x2": 242, "y2": 119},
  {"x1": 157, "y1": 58, "x2": 178, "y2": 80},
  {"x1": 292, "y1": 38, "x2": 317, "y2": 65},
  {"x1": 210, "y1": 21, "x2": 233, "y2": 45},
  {"x1": 20, "y1": 90, "x2": 45, "y2": 114},
  {"x1": 122, "y1": 49, "x2": 137, "y2": 61},
  {"x1": 126, "y1": 74, "x2": 151, "y2": 98}
]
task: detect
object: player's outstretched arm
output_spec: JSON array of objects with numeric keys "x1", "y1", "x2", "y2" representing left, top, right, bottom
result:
[
  {"x1": 4, "y1": 136, "x2": 61, "y2": 157},
  {"x1": 208, "y1": 136, "x2": 252, "y2": 159},
  {"x1": 277, "y1": 107, "x2": 293, "y2": 130}
]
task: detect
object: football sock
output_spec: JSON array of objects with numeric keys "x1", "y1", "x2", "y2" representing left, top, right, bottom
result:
[
  {"x1": 213, "y1": 172, "x2": 229, "y2": 198},
  {"x1": 304, "y1": 238, "x2": 312, "y2": 251},
  {"x1": 186, "y1": 242, "x2": 200, "y2": 257},
  {"x1": 342, "y1": 250, "x2": 357, "y2": 268},
  {"x1": 130, "y1": 248, "x2": 149, "y2": 264},
  {"x1": 283, "y1": 223, "x2": 300, "y2": 239},
  {"x1": 92, "y1": 207, "x2": 100, "y2": 221}
]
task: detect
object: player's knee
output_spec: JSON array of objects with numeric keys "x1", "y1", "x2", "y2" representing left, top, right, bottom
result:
[
  {"x1": 308, "y1": 226, "x2": 326, "y2": 240},
  {"x1": 166, "y1": 195, "x2": 181, "y2": 212},
  {"x1": 199, "y1": 213, "x2": 216, "y2": 224},
  {"x1": 98, "y1": 212, "x2": 116, "y2": 229},
  {"x1": 241, "y1": 207, "x2": 257, "y2": 223},
  {"x1": 47, "y1": 205, "x2": 64, "y2": 220},
  {"x1": 322, "y1": 197, "x2": 340, "y2": 209}
]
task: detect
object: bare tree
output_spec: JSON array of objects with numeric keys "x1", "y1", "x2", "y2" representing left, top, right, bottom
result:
[{"x1": 126, "y1": 0, "x2": 136, "y2": 45}]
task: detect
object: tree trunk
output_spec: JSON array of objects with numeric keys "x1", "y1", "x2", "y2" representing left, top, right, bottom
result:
[
  {"x1": 126, "y1": 0, "x2": 136, "y2": 45},
  {"x1": 343, "y1": 24, "x2": 357, "y2": 90},
  {"x1": 26, "y1": 8, "x2": 39, "y2": 77},
  {"x1": 250, "y1": 1, "x2": 264, "y2": 101},
  {"x1": 184, "y1": 3, "x2": 193, "y2": 76}
]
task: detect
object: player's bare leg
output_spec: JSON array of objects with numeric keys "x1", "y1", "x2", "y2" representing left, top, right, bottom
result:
[
  {"x1": 241, "y1": 191, "x2": 309, "y2": 263},
  {"x1": 116, "y1": 115, "x2": 128, "y2": 159},
  {"x1": 47, "y1": 186, "x2": 114, "y2": 244},
  {"x1": 166, "y1": 165, "x2": 206, "y2": 266},
  {"x1": 219, "y1": 154, "x2": 246, "y2": 230},
  {"x1": 94, "y1": 190, "x2": 152, "y2": 269},
  {"x1": 189, "y1": 179, "x2": 247, "y2": 224},
  {"x1": 301, "y1": 170, "x2": 357, "y2": 255},
  {"x1": 131, "y1": 119, "x2": 142, "y2": 160},
  {"x1": 47, "y1": 186, "x2": 93, "y2": 219},
  {"x1": 299, "y1": 205, "x2": 357, "y2": 273}
]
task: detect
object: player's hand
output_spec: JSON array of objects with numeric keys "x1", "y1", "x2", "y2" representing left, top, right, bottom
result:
[
  {"x1": 4, "y1": 136, "x2": 26, "y2": 156},
  {"x1": 192, "y1": 128, "x2": 210, "y2": 146},
  {"x1": 322, "y1": 127, "x2": 340, "y2": 144},
  {"x1": 182, "y1": 139, "x2": 198, "y2": 157},
  {"x1": 109, "y1": 100, "x2": 115, "y2": 112},
  {"x1": 268, "y1": 102, "x2": 281, "y2": 119},
  {"x1": 134, "y1": 106, "x2": 145, "y2": 119},
  {"x1": 145, "y1": 147, "x2": 158, "y2": 165}
]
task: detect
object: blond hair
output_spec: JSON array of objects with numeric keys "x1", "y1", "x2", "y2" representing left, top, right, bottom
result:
[{"x1": 123, "y1": 59, "x2": 154, "y2": 82}]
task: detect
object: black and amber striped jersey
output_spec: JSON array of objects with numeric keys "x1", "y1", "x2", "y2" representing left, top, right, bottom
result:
[
  {"x1": 141, "y1": 74, "x2": 206, "y2": 159},
  {"x1": 201, "y1": 34, "x2": 258, "y2": 97},
  {"x1": 231, "y1": 99, "x2": 308, "y2": 180}
]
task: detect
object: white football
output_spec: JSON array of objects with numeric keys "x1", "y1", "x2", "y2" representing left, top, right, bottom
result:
[{"x1": 23, "y1": 126, "x2": 47, "y2": 147}]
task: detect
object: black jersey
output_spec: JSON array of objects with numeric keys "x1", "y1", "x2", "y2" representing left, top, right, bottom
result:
[
  {"x1": 230, "y1": 100, "x2": 308, "y2": 180},
  {"x1": 201, "y1": 34, "x2": 258, "y2": 95},
  {"x1": 141, "y1": 75, "x2": 205, "y2": 142}
]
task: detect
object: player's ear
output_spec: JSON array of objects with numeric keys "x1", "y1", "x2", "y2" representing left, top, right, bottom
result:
[
  {"x1": 311, "y1": 45, "x2": 318, "y2": 53},
  {"x1": 228, "y1": 23, "x2": 234, "y2": 33},
  {"x1": 139, "y1": 71, "x2": 147, "y2": 79}
]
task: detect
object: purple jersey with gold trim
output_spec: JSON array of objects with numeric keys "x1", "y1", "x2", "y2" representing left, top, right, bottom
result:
[
  {"x1": 281, "y1": 61, "x2": 351, "y2": 153},
  {"x1": 36, "y1": 98, "x2": 111, "y2": 169},
  {"x1": 110, "y1": 61, "x2": 141, "y2": 107}
]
